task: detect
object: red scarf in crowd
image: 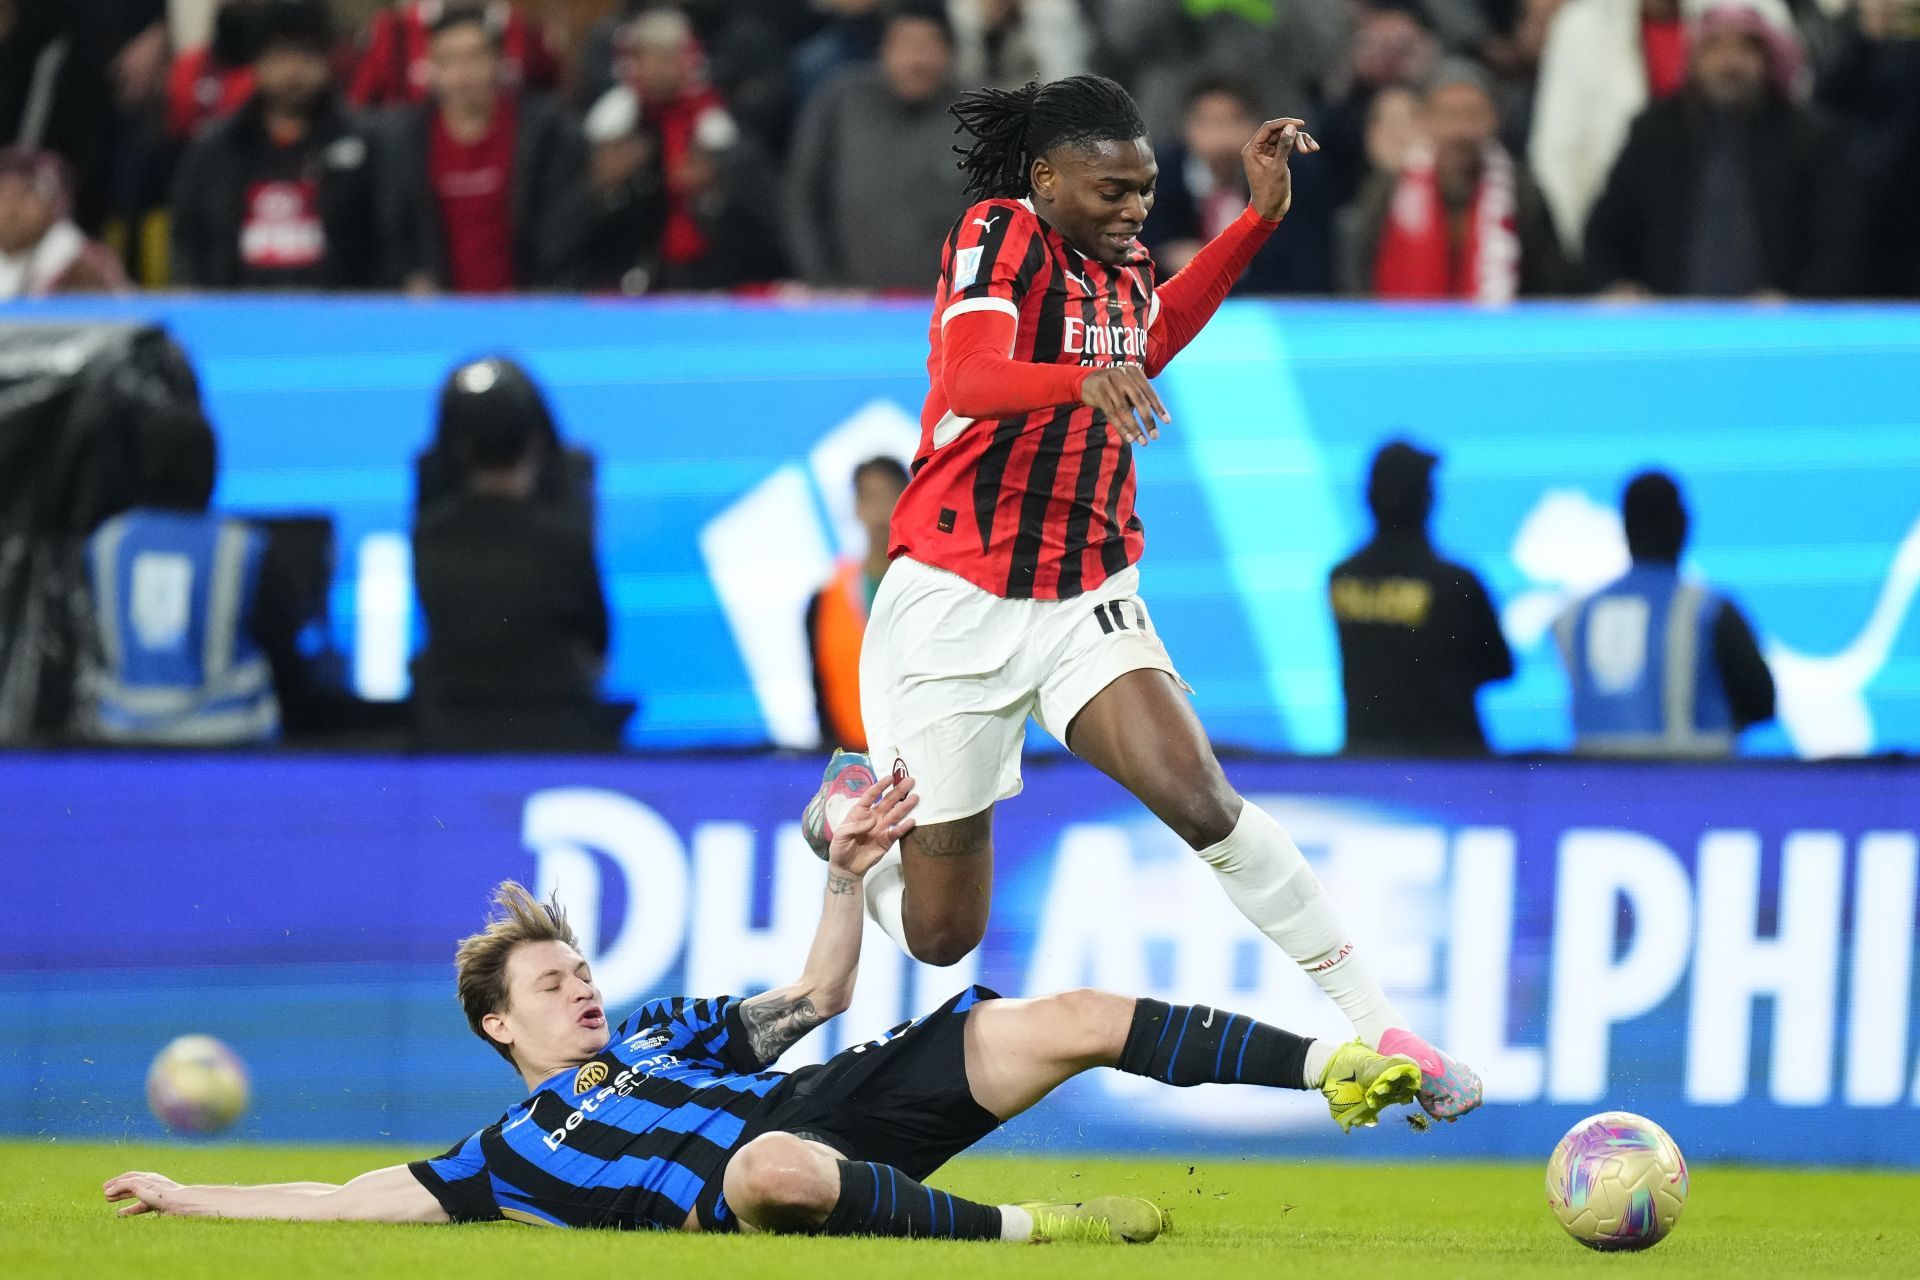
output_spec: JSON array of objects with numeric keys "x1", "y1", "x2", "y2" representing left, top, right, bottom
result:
[
  {"x1": 643, "y1": 87, "x2": 728, "y2": 267},
  {"x1": 1372, "y1": 141, "x2": 1520, "y2": 303}
]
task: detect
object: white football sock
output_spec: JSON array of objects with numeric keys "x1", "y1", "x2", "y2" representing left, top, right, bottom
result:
[
  {"x1": 862, "y1": 845, "x2": 914, "y2": 955},
  {"x1": 998, "y1": 1204, "x2": 1034, "y2": 1242},
  {"x1": 1302, "y1": 1038, "x2": 1338, "y2": 1089},
  {"x1": 1194, "y1": 801, "x2": 1406, "y2": 1048}
]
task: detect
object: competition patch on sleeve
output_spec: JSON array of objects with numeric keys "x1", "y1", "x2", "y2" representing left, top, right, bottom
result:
[{"x1": 953, "y1": 246, "x2": 984, "y2": 291}]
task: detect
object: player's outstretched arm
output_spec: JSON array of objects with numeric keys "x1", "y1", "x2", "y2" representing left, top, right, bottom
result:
[
  {"x1": 1144, "y1": 117, "x2": 1319, "y2": 378},
  {"x1": 104, "y1": 1165, "x2": 450, "y2": 1224},
  {"x1": 735, "y1": 776, "x2": 920, "y2": 1068}
]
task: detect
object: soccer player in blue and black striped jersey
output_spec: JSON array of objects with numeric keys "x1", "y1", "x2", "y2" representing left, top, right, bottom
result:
[{"x1": 105, "y1": 771, "x2": 1426, "y2": 1243}]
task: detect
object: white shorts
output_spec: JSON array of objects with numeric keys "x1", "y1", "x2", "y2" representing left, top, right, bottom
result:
[{"x1": 858, "y1": 556, "x2": 1187, "y2": 826}]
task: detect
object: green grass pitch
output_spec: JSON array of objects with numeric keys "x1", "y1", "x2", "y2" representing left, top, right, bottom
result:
[{"x1": 4, "y1": 1141, "x2": 1916, "y2": 1279}]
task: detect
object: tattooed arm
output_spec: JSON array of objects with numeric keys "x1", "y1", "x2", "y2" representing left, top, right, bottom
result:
[{"x1": 735, "y1": 776, "x2": 921, "y2": 1068}]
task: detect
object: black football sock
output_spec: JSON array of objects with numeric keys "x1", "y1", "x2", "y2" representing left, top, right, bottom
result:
[
  {"x1": 820, "y1": 1160, "x2": 1003, "y2": 1240},
  {"x1": 1117, "y1": 997, "x2": 1315, "y2": 1089}
]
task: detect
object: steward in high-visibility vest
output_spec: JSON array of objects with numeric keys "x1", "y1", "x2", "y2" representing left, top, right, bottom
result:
[{"x1": 1557, "y1": 471, "x2": 1774, "y2": 758}]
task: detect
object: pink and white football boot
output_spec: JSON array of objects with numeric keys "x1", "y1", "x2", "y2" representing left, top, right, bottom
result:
[
  {"x1": 1377, "y1": 1028, "x2": 1485, "y2": 1122},
  {"x1": 800, "y1": 749, "x2": 878, "y2": 860}
]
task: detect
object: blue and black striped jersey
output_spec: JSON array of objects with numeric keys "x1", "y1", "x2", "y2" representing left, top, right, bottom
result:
[{"x1": 408, "y1": 995, "x2": 784, "y2": 1231}]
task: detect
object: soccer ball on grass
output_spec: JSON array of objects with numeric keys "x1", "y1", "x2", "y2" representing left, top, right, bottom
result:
[{"x1": 1545, "y1": 1110, "x2": 1688, "y2": 1251}]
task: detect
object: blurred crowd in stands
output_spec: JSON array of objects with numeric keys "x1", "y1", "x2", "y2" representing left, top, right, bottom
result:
[{"x1": 3, "y1": 0, "x2": 1918, "y2": 301}]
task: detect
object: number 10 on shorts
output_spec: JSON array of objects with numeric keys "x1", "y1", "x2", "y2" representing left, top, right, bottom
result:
[{"x1": 1092, "y1": 599, "x2": 1148, "y2": 635}]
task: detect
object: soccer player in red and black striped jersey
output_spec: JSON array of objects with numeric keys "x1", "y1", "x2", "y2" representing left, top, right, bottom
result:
[{"x1": 812, "y1": 75, "x2": 1484, "y2": 1124}]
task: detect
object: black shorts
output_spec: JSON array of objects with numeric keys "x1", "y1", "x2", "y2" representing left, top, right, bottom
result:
[{"x1": 750, "y1": 985, "x2": 1002, "y2": 1176}]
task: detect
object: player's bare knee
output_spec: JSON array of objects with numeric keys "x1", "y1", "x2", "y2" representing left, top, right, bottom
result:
[
  {"x1": 724, "y1": 1133, "x2": 835, "y2": 1231},
  {"x1": 1162, "y1": 780, "x2": 1241, "y2": 850}
]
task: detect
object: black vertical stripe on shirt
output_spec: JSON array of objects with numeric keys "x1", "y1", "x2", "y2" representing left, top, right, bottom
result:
[
  {"x1": 971, "y1": 417, "x2": 1027, "y2": 556},
  {"x1": 1099, "y1": 440, "x2": 1135, "y2": 578},
  {"x1": 1055, "y1": 415, "x2": 1108, "y2": 600},
  {"x1": 998, "y1": 257, "x2": 1090, "y2": 602},
  {"x1": 1006, "y1": 229, "x2": 1048, "y2": 311},
  {"x1": 1054, "y1": 267, "x2": 1112, "y2": 598},
  {"x1": 1026, "y1": 240, "x2": 1070, "y2": 365},
  {"x1": 1003, "y1": 405, "x2": 1077, "y2": 598}
]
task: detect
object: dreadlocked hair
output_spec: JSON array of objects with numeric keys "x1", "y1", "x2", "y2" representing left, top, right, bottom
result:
[{"x1": 950, "y1": 75, "x2": 1148, "y2": 201}]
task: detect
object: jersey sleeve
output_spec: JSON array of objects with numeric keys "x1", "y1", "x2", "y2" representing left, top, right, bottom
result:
[
  {"x1": 1144, "y1": 205, "x2": 1280, "y2": 376},
  {"x1": 615, "y1": 995, "x2": 761, "y2": 1075},
  {"x1": 407, "y1": 1129, "x2": 501, "y2": 1223},
  {"x1": 939, "y1": 201, "x2": 1048, "y2": 330}
]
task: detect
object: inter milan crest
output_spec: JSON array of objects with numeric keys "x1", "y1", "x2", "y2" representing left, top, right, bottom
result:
[{"x1": 573, "y1": 1061, "x2": 608, "y2": 1095}]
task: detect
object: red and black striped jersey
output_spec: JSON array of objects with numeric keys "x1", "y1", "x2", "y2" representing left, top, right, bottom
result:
[{"x1": 892, "y1": 197, "x2": 1160, "y2": 601}]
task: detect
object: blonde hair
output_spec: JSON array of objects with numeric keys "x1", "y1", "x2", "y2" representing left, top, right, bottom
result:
[{"x1": 454, "y1": 881, "x2": 581, "y2": 1064}]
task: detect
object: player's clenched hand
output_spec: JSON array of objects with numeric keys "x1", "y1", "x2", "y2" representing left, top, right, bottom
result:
[
  {"x1": 1080, "y1": 366, "x2": 1168, "y2": 446},
  {"x1": 827, "y1": 775, "x2": 920, "y2": 877},
  {"x1": 1243, "y1": 117, "x2": 1320, "y2": 222},
  {"x1": 104, "y1": 1171, "x2": 185, "y2": 1217}
]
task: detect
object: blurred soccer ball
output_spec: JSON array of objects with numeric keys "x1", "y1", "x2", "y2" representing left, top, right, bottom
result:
[
  {"x1": 146, "y1": 1035, "x2": 249, "y2": 1135},
  {"x1": 1545, "y1": 1110, "x2": 1688, "y2": 1251}
]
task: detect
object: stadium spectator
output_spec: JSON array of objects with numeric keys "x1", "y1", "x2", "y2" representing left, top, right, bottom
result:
[
  {"x1": 1816, "y1": 0, "x2": 1920, "y2": 297},
  {"x1": 1527, "y1": 0, "x2": 1777, "y2": 259},
  {"x1": 378, "y1": 7, "x2": 589, "y2": 293},
  {"x1": 1329, "y1": 440, "x2": 1513, "y2": 757},
  {"x1": 348, "y1": 0, "x2": 559, "y2": 109},
  {"x1": 572, "y1": 0, "x2": 645, "y2": 112},
  {"x1": 807, "y1": 455, "x2": 909, "y2": 751},
  {"x1": 1088, "y1": 0, "x2": 1345, "y2": 145},
  {"x1": 1557, "y1": 470, "x2": 1774, "y2": 757},
  {"x1": 1473, "y1": 0, "x2": 1562, "y2": 149},
  {"x1": 1142, "y1": 75, "x2": 1332, "y2": 294},
  {"x1": 580, "y1": 8, "x2": 781, "y2": 293},
  {"x1": 586, "y1": 105, "x2": 784, "y2": 293},
  {"x1": 1341, "y1": 60, "x2": 1570, "y2": 300},
  {"x1": 170, "y1": 2, "x2": 383, "y2": 290},
  {"x1": 790, "y1": 0, "x2": 886, "y2": 108},
  {"x1": 0, "y1": 148, "x2": 128, "y2": 296},
  {"x1": 573, "y1": 2, "x2": 810, "y2": 159},
  {"x1": 948, "y1": 0, "x2": 1091, "y2": 90},
  {"x1": 0, "y1": 0, "x2": 115, "y2": 233},
  {"x1": 80, "y1": 405, "x2": 280, "y2": 746},
  {"x1": 1582, "y1": 1, "x2": 1851, "y2": 298},
  {"x1": 692, "y1": 0, "x2": 817, "y2": 157},
  {"x1": 1360, "y1": 83, "x2": 1423, "y2": 179},
  {"x1": 1106, "y1": 0, "x2": 1348, "y2": 136},
  {"x1": 99, "y1": 1, "x2": 169, "y2": 112},
  {"x1": 412, "y1": 358, "x2": 612, "y2": 751},
  {"x1": 165, "y1": 0, "x2": 262, "y2": 143},
  {"x1": 785, "y1": 2, "x2": 967, "y2": 291},
  {"x1": 1319, "y1": 3, "x2": 1443, "y2": 210}
]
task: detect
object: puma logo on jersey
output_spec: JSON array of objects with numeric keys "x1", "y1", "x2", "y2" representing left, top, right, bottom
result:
[
  {"x1": 1062, "y1": 267, "x2": 1089, "y2": 292},
  {"x1": 972, "y1": 214, "x2": 1002, "y2": 232}
]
